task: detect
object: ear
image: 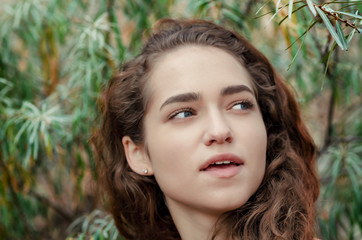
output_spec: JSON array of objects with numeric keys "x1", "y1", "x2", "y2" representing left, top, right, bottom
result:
[{"x1": 122, "y1": 136, "x2": 153, "y2": 175}]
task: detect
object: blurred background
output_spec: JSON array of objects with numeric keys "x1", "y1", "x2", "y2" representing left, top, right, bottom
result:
[{"x1": 0, "y1": 0, "x2": 361, "y2": 239}]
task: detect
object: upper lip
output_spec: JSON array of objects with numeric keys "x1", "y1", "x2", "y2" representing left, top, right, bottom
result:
[{"x1": 200, "y1": 153, "x2": 244, "y2": 171}]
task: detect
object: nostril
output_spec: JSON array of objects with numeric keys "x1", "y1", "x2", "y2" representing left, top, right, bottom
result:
[
  {"x1": 203, "y1": 121, "x2": 233, "y2": 145},
  {"x1": 206, "y1": 135, "x2": 233, "y2": 145}
]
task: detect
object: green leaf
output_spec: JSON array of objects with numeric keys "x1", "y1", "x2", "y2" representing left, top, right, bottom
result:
[
  {"x1": 306, "y1": 0, "x2": 316, "y2": 16},
  {"x1": 14, "y1": 120, "x2": 31, "y2": 143},
  {"x1": 265, "y1": 2, "x2": 289, "y2": 26},
  {"x1": 321, "y1": 42, "x2": 337, "y2": 63},
  {"x1": 329, "y1": 203, "x2": 340, "y2": 237},
  {"x1": 287, "y1": 31, "x2": 308, "y2": 70},
  {"x1": 335, "y1": 21, "x2": 348, "y2": 50},
  {"x1": 255, "y1": 0, "x2": 272, "y2": 15},
  {"x1": 28, "y1": 120, "x2": 39, "y2": 144},
  {"x1": 334, "y1": 10, "x2": 362, "y2": 20},
  {"x1": 195, "y1": 0, "x2": 212, "y2": 15},
  {"x1": 23, "y1": 101, "x2": 40, "y2": 115},
  {"x1": 32, "y1": 133, "x2": 39, "y2": 159},
  {"x1": 221, "y1": 8, "x2": 241, "y2": 24},
  {"x1": 346, "y1": 166, "x2": 361, "y2": 204},
  {"x1": 331, "y1": 156, "x2": 342, "y2": 183},
  {"x1": 286, "y1": 18, "x2": 318, "y2": 50},
  {"x1": 315, "y1": 6, "x2": 347, "y2": 51},
  {"x1": 279, "y1": 4, "x2": 307, "y2": 25},
  {"x1": 347, "y1": 28, "x2": 357, "y2": 43}
]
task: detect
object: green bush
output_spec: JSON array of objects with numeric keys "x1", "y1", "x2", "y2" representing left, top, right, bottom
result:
[{"x1": 0, "y1": 0, "x2": 360, "y2": 239}]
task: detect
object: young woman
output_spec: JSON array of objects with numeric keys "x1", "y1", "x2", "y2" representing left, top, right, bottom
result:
[{"x1": 92, "y1": 19, "x2": 320, "y2": 240}]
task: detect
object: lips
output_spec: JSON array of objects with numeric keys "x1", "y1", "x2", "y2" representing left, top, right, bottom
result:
[{"x1": 200, "y1": 153, "x2": 244, "y2": 171}]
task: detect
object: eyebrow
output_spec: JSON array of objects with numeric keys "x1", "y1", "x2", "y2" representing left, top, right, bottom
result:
[
  {"x1": 160, "y1": 92, "x2": 200, "y2": 110},
  {"x1": 220, "y1": 85, "x2": 254, "y2": 96},
  {"x1": 159, "y1": 84, "x2": 254, "y2": 110}
]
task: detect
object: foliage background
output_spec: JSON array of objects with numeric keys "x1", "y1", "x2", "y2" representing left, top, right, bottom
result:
[{"x1": 0, "y1": 0, "x2": 361, "y2": 239}]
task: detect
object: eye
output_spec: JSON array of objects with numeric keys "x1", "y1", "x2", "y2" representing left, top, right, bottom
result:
[
  {"x1": 169, "y1": 108, "x2": 195, "y2": 119},
  {"x1": 231, "y1": 100, "x2": 254, "y2": 110}
]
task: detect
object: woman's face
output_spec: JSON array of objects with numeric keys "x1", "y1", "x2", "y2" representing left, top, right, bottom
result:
[{"x1": 141, "y1": 46, "x2": 266, "y2": 218}]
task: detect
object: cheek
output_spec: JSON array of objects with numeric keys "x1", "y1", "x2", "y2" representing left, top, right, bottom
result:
[
  {"x1": 256, "y1": 124, "x2": 267, "y2": 181},
  {"x1": 242, "y1": 117, "x2": 267, "y2": 153},
  {"x1": 243, "y1": 118, "x2": 267, "y2": 176},
  {"x1": 146, "y1": 140, "x2": 194, "y2": 198},
  {"x1": 256, "y1": 126, "x2": 267, "y2": 169},
  {"x1": 145, "y1": 128, "x2": 191, "y2": 172},
  {"x1": 257, "y1": 127, "x2": 267, "y2": 158},
  {"x1": 144, "y1": 125, "x2": 199, "y2": 189}
]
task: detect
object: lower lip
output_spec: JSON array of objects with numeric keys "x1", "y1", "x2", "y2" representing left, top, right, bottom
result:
[{"x1": 202, "y1": 164, "x2": 242, "y2": 178}]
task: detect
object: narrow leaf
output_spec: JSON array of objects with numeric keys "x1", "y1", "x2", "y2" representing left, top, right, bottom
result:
[
  {"x1": 287, "y1": 31, "x2": 308, "y2": 70},
  {"x1": 346, "y1": 166, "x2": 362, "y2": 203},
  {"x1": 336, "y1": 21, "x2": 348, "y2": 50},
  {"x1": 306, "y1": 0, "x2": 316, "y2": 16},
  {"x1": 265, "y1": 2, "x2": 289, "y2": 26},
  {"x1": 334, "y1": 10, "x2": 362, "y2": 20},
  {"x1": 289, "y1": 0, "x2": 294, "y2": 20},
  {"x1": 23, "y1": 101, "x2": 40, "y2": 114},
  {"x1": 347, "y1": 28, "x2": 356, "y2": 43},
  {"x1": 315, "y1": 7, "x2": 347, "y2": 50},
  {"x1": 286, "y1": 18, "x2": 318, "y2": 50},
  {"x1": 321, "y1": 48, "x2": 333, "y2": 90},
  {"x1": 28, "y1": 120, "x2": 39, "y2": 144},
  {"x1": 256, "y1": 0, "x2": 272, "y2": 15},
  {"x1": 14, "y1": 120, "x2": 31, "y2": 143},
  {"x1": 221, "y1": 8, "x2": 241, "y2": 24},
  {"x1": 32, "y1": 135, "x2": 39, "y2": 159},
  {"x1": 279, "y1": 4, "x2": 307, "y2": 25},
  {"x1": 276, "y1": 0, "x2": 282, "y2": 13}
]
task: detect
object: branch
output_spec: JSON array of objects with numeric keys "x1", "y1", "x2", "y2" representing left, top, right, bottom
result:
[
  {"x1": 319, "y1": 47, "x2": 339, "y2": 153},
  {"x1": 317, "y1": 4, "x2": 361, "y2": 33}
]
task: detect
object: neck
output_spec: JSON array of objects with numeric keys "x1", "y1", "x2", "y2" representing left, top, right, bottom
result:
[{"x1": 167, "y1": 200, "x2": 228, "y2": 240}]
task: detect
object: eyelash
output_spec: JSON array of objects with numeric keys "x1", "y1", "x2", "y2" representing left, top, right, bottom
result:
[
  {"x1": 168, "y1": 108, "x2": 195, "y2": 119},
  {"x1": 168, "y1": 100, "x2": 254, "y2": 120},
  {"x1": 230, "y1": 99, "x2": 254, "y2": 110}
]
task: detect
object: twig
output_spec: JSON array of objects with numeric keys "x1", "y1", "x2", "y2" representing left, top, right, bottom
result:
[
  {"x1": 317, "y1": 5, "x2": 361, "y2": 33},
  {"x1": 318, "y1": 46, "x2": 339, "y2": 156}
]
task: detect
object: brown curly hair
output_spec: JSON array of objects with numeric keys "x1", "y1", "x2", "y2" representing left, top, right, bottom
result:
[{"x1": 92, "y1": 19, "x2": 319, "y2": 240}]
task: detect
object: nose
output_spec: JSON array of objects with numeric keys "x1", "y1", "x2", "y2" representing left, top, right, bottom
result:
[{"x1": 203, "y1": 110, "x2": 233, "y2": 146}]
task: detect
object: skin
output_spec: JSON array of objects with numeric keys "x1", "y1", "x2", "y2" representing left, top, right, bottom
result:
[{"x1": 123, "y1": 46, "x2": 267, "y2": 240}]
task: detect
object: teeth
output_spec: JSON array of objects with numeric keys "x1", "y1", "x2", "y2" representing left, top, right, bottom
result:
[{"x1": 213, "y1": 161, "x2": 232, "y2": 165}]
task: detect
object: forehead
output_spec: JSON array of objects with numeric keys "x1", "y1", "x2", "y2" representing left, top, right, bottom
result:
[
  {"x1": 144, "y1": 45, "x2": 255, "y2": 107},
  {"x1": 151, "y1": 45, "x2": 247, "y2": 78}
]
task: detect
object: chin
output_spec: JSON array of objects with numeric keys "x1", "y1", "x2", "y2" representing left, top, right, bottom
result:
[{"x1": 207, "y1": 199, "x2": 249, "y2": 216}]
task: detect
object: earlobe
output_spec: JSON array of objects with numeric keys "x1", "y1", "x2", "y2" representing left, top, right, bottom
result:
[{"x1": 122, "y1": 136, "x2": 153, "y2": 175}]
